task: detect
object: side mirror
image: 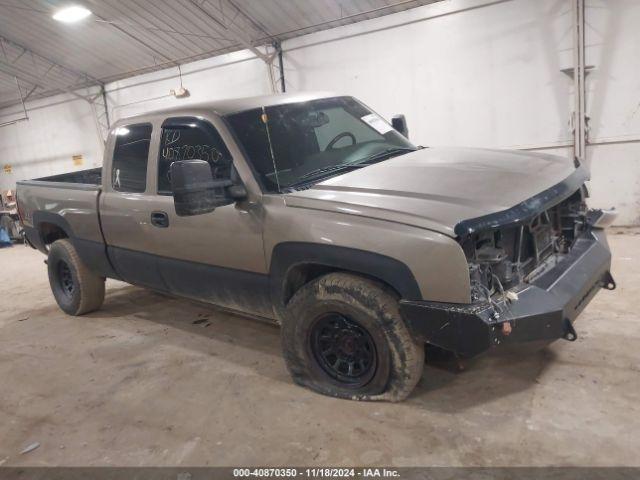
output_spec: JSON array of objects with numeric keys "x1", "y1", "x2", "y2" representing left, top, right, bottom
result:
[
  {"x1": 227, "y1": 184, "x2": 248, "y2": 200},
  {"x1": 170, "y1": 160, "x2": 232, "y2": 217},
  {"x1": 391, "y1": 114, "x2": 409, "y2": 139}
]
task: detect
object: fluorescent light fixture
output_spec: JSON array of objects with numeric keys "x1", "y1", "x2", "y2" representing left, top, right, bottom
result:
[{"x1": 52, "y1": 5, "x2": 92, "y2": 23}]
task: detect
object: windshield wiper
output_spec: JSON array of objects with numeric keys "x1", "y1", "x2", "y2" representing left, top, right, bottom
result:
[
  {"x1": 356, "y1": 147, "x2": 417, "y2": 165},
  {"x1": 296, "y1": 162, "x2": 366, "y2": 182},
  {"x1": 289, "y1": 147, "x2": 417, "y2": 189}
]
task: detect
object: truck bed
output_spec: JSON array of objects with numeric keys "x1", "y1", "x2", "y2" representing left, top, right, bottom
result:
[
  {"x1": 17, "y1": 167, "x2": 105, "y2": 256},
  {"x1": 31, "y1": 167, "x2": 102, "y2": 185}
]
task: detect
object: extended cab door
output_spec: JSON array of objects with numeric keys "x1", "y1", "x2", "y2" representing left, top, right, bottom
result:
[{"x1": 99, "y1": 122, "x2": 167, "y2": 291}]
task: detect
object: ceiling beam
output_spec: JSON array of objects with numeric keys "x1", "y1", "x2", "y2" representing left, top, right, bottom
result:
[
  {"x1": 93, "y1": 13, "x2": 174, "y2": 65},
  {"x1": 0, "y1": 36, "x2": 105, "y2": 108},
  {"x1": 226, "y1": 0, "x2": 274, "y2": 41},
  {"x1": 188, "y1": 0, "x2": 271, "y2": 63},
  {"x1": 0, "y1": 59, "x2": 91, "y2": 102},
  {"x1": 0, "y1": 36, "x2": 102, "y2": 87},
  {"x1": 82, "y1": 0, "x2": 177, "y2": 65},
  {"x1": 252, "y1": 0, "x2": 442, "y2": 43}
]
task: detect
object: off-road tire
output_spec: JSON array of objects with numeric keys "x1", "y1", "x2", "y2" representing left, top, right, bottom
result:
[
  {"x1": 281, "y1": 272, "x2": 424, "y2": 401},
  {"x1": 48, "y1": 239, "x2": 105, "y2": 316}
]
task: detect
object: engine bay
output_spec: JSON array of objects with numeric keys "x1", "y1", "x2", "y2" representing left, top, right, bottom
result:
[{"x1": 460, "y1": 188, "x2": 589, "y2": 303}]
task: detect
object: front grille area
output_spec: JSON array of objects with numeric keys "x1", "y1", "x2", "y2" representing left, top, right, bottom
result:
[{"x1": 460, "y1": 188, "x2": 588, "y2": 302}]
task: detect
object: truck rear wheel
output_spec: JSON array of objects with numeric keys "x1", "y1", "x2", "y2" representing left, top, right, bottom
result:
[
  {"x1": 47, "y1": 239, "x2": 105, "y2": 316},
  {"x1": 281, "y1": 272, "x2": 424, "y2": 401}
]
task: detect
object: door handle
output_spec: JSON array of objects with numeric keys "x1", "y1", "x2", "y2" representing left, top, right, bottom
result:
[{"x1": 151, "y1": 211, "x2": 169, "y2": 228}]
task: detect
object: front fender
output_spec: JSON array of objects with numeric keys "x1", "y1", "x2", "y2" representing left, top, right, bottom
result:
[
  {"x1": 263, "y1": 201, "x2": 471, "y2": 306},
  {"x1": 269, "y1": 242, "x2": 422, "y2": 308}
]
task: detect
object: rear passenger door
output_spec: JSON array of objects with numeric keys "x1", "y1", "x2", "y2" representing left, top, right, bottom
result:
[{"x1": 99, "y1": 122, "x2": 166, "y2": 290}]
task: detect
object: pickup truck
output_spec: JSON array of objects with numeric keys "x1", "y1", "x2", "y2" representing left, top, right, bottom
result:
[{"x1": 17, "y1": 92, "x2": 616, "y2": 401}]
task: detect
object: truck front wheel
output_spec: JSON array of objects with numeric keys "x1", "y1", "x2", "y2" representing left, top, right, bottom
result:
[
  {"x1": 281, "y1": 272, "x2": 424, "y2": 401},
  {"x1": 47, "y1": 239, "x2": 105, "y2": 316}
]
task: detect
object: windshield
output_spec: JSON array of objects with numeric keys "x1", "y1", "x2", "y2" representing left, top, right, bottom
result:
[{"x1": 226, "y1": 96, "x2": 416, "y2": 193}]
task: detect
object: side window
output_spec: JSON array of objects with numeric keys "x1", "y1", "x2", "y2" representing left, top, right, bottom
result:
[
  {"x1": 158, "y1": 117, "x2": 232, "y2": 195},
  {"x1": 111, "y1": 123, "x2": 152, "y2": 193}
]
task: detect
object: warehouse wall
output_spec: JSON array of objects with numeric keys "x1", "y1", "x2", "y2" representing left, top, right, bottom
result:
[
  {"x1": 0, "y1": 50, "x2": 271, "y2": 192},
  {"x1": 583, "y1": 0, "x2": 640, "y2": 226},
  {"x1": 105, "y1": 49, "x2": 272, "y2": 121},
  {"x1": 0, "y1": 90, "x2": 104, "y2": 190},
  {"x1": 282, "y1": 0, "x2": 640, "y2": 224},
  {"x1": 0, "y1": 0, "x2": 638, "y2": 224},
  {"x1": 285, "y1": 0, "x2": 573, "y2": 150}
]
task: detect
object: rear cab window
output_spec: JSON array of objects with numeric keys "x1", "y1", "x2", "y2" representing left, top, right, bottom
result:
[
  {"x1": 111, "y1": 124, "x2": 153, "y2": 193},
  {"x1": 158, "y1": 117, "x2": 233, "y2": 195}
]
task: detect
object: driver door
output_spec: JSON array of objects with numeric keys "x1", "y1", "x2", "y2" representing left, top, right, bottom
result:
[{"x1": 149, "y1": 116, "x2": 271, "y2": 317}]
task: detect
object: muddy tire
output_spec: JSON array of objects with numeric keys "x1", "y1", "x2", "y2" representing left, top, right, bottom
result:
[
  {"x1": 47, "y1": 239, "x2": 105, "y2": 316},
  {"x1": 281, "y1": 272, "x2": 424, "y2": 401}
]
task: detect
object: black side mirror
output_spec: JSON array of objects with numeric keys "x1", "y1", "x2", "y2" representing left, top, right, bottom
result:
[
  {"x1": 227, "y1": 165, "x2": 248, "y2": 201},
  {"x1": 391, "y1": 114, "x2": 409, "y2": 139},
  {"x1": 170, "y1": 160, "x2": 232, "y2": 217}
]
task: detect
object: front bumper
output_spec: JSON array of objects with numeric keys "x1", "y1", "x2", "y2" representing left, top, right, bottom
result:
[{"x1": 399, "y1": 229, "x2": 614, "y2": 357}]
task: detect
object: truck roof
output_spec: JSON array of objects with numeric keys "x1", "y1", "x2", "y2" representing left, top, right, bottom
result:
[{"x1": 118, "y1": 91, "x2": 338, "y2": 124}]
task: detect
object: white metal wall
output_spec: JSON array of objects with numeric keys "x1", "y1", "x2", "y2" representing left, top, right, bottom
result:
[
  {"x1": 105, "y1": 49, "x2": 273, "y2": 121},
  {"x1": 0, "y1": 50, "x2": 272, "y2": 191},
  {"x1": 0, "y1": 90, "x2": 104, "y2": 187},
  {"x1": 0, "y1": 0, "x2": 638, "y2": 224},
  {"x1": 285, "y1": 0, "x2": 574, "y2": 150},
  {"x1": 282, "y1": 0, "x2": 640, "y2": 225},
  {"x1": 584, "y1": 0, "x2": 640, "y2": 226}
]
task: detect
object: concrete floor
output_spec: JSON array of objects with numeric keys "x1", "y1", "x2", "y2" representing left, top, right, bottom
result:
[{"x1": 0, "y1": 230, "x2": 639, "y2": 467}]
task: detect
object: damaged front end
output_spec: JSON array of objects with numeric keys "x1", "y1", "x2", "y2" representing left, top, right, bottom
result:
[
  {"x1": 399, "y1": 166, "x2": 616, "y2": 357},
  {"x1": 463, "y1": 187, "x2": 590, "y2": 310}
]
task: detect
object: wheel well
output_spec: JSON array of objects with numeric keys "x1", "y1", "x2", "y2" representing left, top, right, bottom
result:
[
  {"x1": 282, "y1": 263, "x2": 401, "y2": 306},
  {"x1": 38, "y1": 222, "x2": 68, "y2": 246}
]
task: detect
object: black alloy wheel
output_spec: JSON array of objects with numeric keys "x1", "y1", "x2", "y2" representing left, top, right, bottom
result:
[
  {"x1": 309, "y1": 313, "x2": 377, "y2": 388},
  {"x1": 57, "y1": 260, "x2": 75, "y2": 298}
]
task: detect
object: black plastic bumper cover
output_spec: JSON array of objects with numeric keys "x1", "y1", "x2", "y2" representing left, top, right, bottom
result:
[{"x1": 399, "y1": 229, "x2": 613, "y2": 357}]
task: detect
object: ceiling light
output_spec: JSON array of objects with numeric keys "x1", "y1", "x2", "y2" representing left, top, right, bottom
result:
[{"x1": 52, "y1": 5, "x2": 92, "y2": 23}]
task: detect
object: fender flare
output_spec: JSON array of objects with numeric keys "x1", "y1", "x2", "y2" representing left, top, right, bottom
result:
[
  {"x1": 30, "y1": 211, "x2": 75, "y2": 253},
  {"x1": 30, "y1": 211, "x2": 118, "y2": 279},
  {"x1": 269, "y1": 242, "x2": 422, "y2": 310}
]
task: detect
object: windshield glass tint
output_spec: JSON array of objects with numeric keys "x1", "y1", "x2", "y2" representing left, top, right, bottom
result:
[{"x1": 226, "y1": 96, "x2": 415, "y2": 193}]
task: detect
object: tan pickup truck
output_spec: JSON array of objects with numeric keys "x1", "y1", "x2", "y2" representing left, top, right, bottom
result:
[{"x1": 17, "y1": 92, "x2": 616, "y2": 401}]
